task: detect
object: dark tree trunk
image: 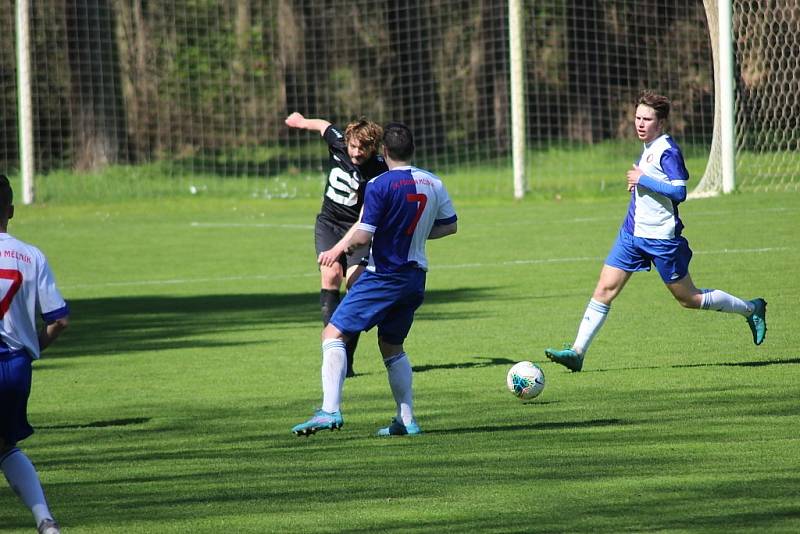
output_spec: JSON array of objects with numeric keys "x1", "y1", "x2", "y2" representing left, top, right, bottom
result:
[
  {"x1": 65, "y1": 0, "x2": 129, "y2": 171},
  {"x1": 386, "y1": 0, "x2": 445, "y2": 158}
]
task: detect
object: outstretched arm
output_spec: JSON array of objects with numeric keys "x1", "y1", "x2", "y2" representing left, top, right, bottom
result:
[{"x1": 285, "y1": 112, "x2": 332, "y2": 136}]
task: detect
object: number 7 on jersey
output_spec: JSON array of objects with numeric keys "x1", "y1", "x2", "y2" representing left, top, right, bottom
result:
[{"x1": 405, "y1": 193, "x2": 428, "y2": 235}]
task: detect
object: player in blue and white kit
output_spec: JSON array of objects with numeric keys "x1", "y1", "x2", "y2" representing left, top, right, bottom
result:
[
  {"x1": 0, "y1": 175, "x2": 69, "y2": 534},
  {"x1": 293, "y1": 122, "x2": 458, "y2": 436},
  {"x1": 545, "y1": 91, "x2": 767, "y2": 372}
]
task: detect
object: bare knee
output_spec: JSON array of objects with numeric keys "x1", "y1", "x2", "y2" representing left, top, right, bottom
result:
[
  {"x1": 322, "y1": 323, "x2": 347, "y2": 342},
  {"x1": 320, "y1": 264, "x2": 344, "y2": 290},
  {"x1": 592, "y1": 282, "x2": 620, "y2": 305},
  {"x1": 591, "y1": 268, "x2": 628, "y2": 304}
]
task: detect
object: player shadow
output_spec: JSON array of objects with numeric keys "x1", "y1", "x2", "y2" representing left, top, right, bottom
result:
[
  {"x1": 412, "y1": 356, "x2": 517, "y2": 373},
  {"x1": 38, "y1": 417, "x2": 151, "y2": 430},
  {"x1": 676, "y1": 357, "x2": 800, "y2": 368},
  {"x1": 586, "y1": 357, "x2": 800, "y2": 373},
  {"x1": 44, "y1": 286, "x2": 499, "y2": 360},
  {"x1": 45, "y1": 292, "x2": 316, "y2": 359},
  {"x1": 424, "y1": 418, "x2": 625, "y2": 435}
]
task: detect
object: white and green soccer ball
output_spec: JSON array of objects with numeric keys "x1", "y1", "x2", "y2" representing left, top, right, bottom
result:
[{"x1": 506, "y1": 361, "x2": 545, "y2": 400}]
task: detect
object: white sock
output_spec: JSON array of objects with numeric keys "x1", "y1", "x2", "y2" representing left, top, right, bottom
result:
[
  {"x1": 320, "y1": 338, "x2": 347, "y2": 414},
  {"x1": 1, "y1": 448, "x2": 53, "y2": 526},
  {"x1": 701, "y1": 289, "x2": 753, "y2": 316},
  {"x1": 384, "y1": 352, "x2": 414, "y2": 425},
  {"x1": 573, "y1": 298, "x2": 610, "y2": 355}
]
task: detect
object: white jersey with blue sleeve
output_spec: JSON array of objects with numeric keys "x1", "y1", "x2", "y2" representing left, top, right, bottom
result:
[
  {"x1": 622, "y1": 134, "x2": 689, "y2": 239},
  {"x1": 0, "y1": 233, "x2": 68, "y2": 360},
  {"x1": 357, "y1": 166, "x2": 457, "y2": 273}
]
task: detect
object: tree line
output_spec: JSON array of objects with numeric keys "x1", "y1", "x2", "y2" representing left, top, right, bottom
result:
[{"x1": 0, "y1": 1, "x2": 743, "y2": 175}]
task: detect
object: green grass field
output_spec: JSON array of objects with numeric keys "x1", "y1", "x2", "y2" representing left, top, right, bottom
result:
[{"x1": 1, "y1": 190, "x2": 798, "y2": 533}]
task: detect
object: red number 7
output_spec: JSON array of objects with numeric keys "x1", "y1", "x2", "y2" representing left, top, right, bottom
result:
[
  {"x1": 405, "y1": 193, "x2": 428, "y2": 235},
  {"x1": 0, "y1": 269, "x2": 22, "y2": 317}
]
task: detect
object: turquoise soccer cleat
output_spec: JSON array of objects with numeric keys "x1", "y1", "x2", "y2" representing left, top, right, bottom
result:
[
  {"x1": 376, "y1": 417, "x2": 422, "y2": 437},
  {"x1": 292, "y1": 409, "x2": 344, "y2": 436},
  {"x1": 544, "y1": 346, "x2": 584, "y2": 372},
  {"x1": 746, "y1": 298, "x2": 768, "y2": 346}
]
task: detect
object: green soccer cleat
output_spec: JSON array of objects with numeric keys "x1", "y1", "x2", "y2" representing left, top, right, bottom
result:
[
  {"x1": 746, "y1": 298, "x2": 768, "y2": 346},
  {"x1": 292, "y1": 409, "x2": 344, "y2": 436},
  {"x1": 376, "y1": 417, "x2": 422, "y2": 437},
  {"x1": 544, "y1": 346, "x2": 584, "y2": 372}
]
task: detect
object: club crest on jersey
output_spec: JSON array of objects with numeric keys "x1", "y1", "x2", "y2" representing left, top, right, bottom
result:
[{"x1": 646, "y1": 153, "x2": 654, "y2": 163}]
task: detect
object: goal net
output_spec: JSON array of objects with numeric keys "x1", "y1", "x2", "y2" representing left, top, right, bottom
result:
[
  {"x1": 0, "y1": 1, "x2": 796, "y2": 201},
  {"x1": 693, "y1": 0, "x2": 800, "y2": 195}
]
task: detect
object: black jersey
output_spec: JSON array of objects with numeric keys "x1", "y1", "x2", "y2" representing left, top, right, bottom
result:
[{"x1": 318, "y1": 125, "x2": 388, "y2": 227}]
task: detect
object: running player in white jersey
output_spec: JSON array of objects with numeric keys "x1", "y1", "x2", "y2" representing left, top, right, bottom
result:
[
  {"x1": 292, "y1": 122, "x2": 458, "y2": 436},
  {"x1": 0, "y1": 175, "x2": 69, "y2": 534},
  {"x1": 544, "y1": 91, "x2": 767, "y2": 372}
]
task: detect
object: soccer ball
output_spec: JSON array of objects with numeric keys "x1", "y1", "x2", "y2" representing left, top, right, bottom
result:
[{"x1": 506, "y1": 361, "x2": 545, "y2": 400}]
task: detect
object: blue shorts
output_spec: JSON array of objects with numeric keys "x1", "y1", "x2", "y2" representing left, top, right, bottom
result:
[
  {"x1": 605, "y1": 229, "x2": 693, "y2": 283},
  {"x1": 0, "y1": 351, "x2": 34, "y2": 447},
  {"x1": 331, "y1": 268, "x2": 426, "y2": 345}
]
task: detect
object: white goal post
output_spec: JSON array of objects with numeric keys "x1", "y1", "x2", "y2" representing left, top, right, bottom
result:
[
  {"x1": 691, "y1": 0, "x2": 736, "y2": 198},
  {"x1": 15, "y1": 0, "x2": 34, "y2": 205},
  {"x1": 693, "y1": 0, "x2": 800, "y2": 196}
]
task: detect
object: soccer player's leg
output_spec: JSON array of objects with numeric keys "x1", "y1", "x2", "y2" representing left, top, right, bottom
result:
[
  {"x1": 375, "y1": 270, "x2": 425, "y2": 436},
  {"x1": 545, "y1": 232, "x2": 638, "y2": 372},
  {"x1": 342, "y1": 252, "x2": 369, "y2": 378},
  {"x1": 319, "y1": 288, "x2": 340, "y2": 326},
  {"x1": 376, "y1": 345, "x2": 422, "y2": 436},
  {"x1": 292, "y1": 334, "x2": 348, "y2": 436},
  {"x1": 1, "y1": 354, "x2": 59, "y2": 533},
  {"x1": 315, "y1": 215, "x2": 345, "y2": 326},
  {"x1": 292, "y1": 271, "x2": 391, "y2": 436},
  {"x1": 656, "y1": 237, "x2": 767, "y2": 345}
]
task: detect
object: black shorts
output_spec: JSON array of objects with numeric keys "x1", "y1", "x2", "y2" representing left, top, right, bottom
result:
[{"x1": 314, "y1": 214, "x2": 370, "y2": 271}]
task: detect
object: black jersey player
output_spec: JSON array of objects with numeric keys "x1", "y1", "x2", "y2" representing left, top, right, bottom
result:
[{"x1": 285, "y1": 112, "x2": 388, "y2": 377}]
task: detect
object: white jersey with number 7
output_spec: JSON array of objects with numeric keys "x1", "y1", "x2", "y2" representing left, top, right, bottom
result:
[{"x1": 0, "y1": 233, "x2": 68, "y2": 360}]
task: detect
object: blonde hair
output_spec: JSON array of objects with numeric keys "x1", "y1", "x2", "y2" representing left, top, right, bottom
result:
[{"x1": 345, "y1": 118, "x2": 383, "y2": 157}]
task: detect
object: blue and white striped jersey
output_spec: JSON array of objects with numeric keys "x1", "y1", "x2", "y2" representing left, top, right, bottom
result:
[
  {"x1": 622, "y1": 134, "x2": 689, "y2": 239},
  {"x1": 357, "y1": 166, "x2": 457, "y2": 273}
]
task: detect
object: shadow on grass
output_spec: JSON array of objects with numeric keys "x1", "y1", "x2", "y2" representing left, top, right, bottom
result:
[
  {"x1": 585, "y1": 357, "x2": 800, "y2": 373},
  {"x1": 47, "y1": 292, "x2": 316, "y2": 359},
  {"x1": 413, "y1": 356, "x2": 517, "y2": 373},
  {"x1": 46, "y1": 287, "x2": 500, "y2": 360},
  {"x1": 39, "y1": 417, "x2": 151, "y2": 430},
  {"x1": 17, "y1": 394, "x2": 800, "y2": 533},
  {"x1": 424, "y1": 418, "x2": 626, "y2": 435},
  {"x1": 683, "y1": 357, "x2": 800, "y2": 368}
]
